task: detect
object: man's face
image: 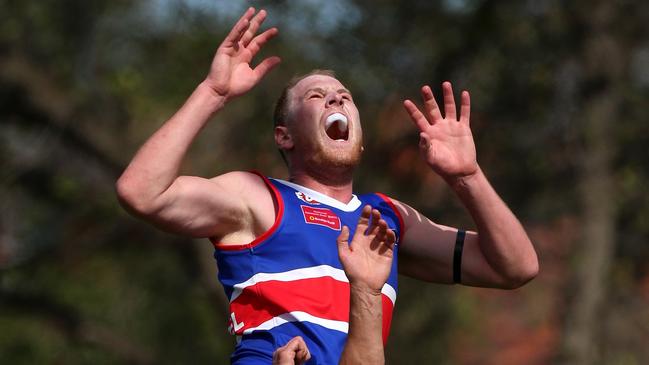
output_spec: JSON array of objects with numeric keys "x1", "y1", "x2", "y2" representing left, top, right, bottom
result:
[{"x1": 284, "y1": 75, "x2": 363, "y2": 170}]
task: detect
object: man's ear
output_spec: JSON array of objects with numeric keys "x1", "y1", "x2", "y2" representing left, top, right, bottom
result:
[{"x1": 274, "y1": 125, "x2": 294, "y2": 150}]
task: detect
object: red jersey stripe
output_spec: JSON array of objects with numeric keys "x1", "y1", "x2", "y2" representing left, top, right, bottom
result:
[{"x1": 228, "y1": 276, "x2": 395, "y2": 344}]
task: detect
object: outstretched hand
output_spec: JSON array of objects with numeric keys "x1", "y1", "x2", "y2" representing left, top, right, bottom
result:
[
  {"x1": 204, "y1": 7, "x2": 281, "y2": 101},
  {"x1": 403, "y1": 82, "x2": 478, "y2": 183},
  {"x1": 337, "y1": 205, "x2": 396, "y2": 293}
]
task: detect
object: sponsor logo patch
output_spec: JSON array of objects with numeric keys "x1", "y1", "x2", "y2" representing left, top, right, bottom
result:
[
  {"x1": 301, "y1": 205, "x2": 341, "y2": 230},
  {"x1": 295, "y1": 191, "x2": 321, "y2": 205}
]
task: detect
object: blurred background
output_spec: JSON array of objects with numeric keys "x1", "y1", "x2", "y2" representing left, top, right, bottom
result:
[{"x1": 1, "y1": 0, "x2": 648, "y2": 364}]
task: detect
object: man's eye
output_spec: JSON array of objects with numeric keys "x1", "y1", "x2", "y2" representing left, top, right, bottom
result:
[
  {"x1": 308, "y1": 94, "x2": 323, "y2": 99},
  {"x1": 342, "y1": 94, "x2": 352, "y2": 100}
]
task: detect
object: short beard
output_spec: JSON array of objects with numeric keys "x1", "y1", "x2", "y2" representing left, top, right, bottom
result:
[
  {"x1": 301, "y1": 144, "x2": 363, "y2": 185},
  {"x1": 313, "y1": 146, "x2": 361, "y2": 168}
]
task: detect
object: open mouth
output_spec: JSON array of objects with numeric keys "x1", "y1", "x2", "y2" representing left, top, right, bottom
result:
[{"x1": 325, "y1": 112, "x2": 349, "y2": 141}]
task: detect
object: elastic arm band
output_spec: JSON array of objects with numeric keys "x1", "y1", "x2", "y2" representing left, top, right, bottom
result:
[{"x1": 453, "y1": 230, "x2": 466, "y2": 284}]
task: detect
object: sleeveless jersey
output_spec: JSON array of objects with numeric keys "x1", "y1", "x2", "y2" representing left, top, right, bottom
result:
[{"x1": 211, "y1": 173, "x2": 404, "y2": 364}]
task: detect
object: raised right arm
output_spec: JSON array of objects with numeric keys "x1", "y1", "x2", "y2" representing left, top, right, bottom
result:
[{"x1": 116, "y1": 7, "x2": 280, "y2": 238}]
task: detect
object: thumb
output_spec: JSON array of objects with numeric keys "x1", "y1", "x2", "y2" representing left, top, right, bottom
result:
[{"x1": 336, "y1": 225, "x2": 350, "y2": 257}]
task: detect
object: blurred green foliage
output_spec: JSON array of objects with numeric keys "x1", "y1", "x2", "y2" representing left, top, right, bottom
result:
[{"x1": 1, "y1": 0, "x2": 648, "y2": 364}]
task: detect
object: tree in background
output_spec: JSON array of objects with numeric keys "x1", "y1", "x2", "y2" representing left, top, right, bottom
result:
[{"x1": 1, "y1": 0, "x2": 648, "y2": 363}]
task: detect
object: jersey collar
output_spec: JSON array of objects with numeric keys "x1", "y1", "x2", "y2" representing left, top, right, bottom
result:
[{"x1": 273, "y1": 178, "x2": 362, "y2": 212}]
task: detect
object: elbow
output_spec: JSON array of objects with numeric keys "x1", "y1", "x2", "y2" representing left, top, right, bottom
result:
[
  {"x1": 115, "y1": 175, "x2": 157, "y2": 216},
  {"x1": 501, "y1": 256, "x2": 539, "y2": 290}
]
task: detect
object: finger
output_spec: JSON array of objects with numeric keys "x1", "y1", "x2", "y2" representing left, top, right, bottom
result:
[
  {"x1": 240, "y1": 9, "x2": 267, "y2": 46},
  {"x1": 336, "y1": 225, "x2": 350, "y2": 256},
  {"x1": 460, "y1": 90, "x2": 471, "y2": 125},
  {"x1": 375, "y1": 225, "x2": 393, "y2": 258},
  {"x1": 247, "y1": 27, "x2": 279, "y2": 59},
  {"x1": 376, "y1": 219, "x2": 388, "y2": 237},
  {"x1": 286, "y1": 335, "x2": 303, "y2": 345},
  {"x1": 403, "y1": 100, "x2": 430, "y2": 133},
  {"x1": 421, "y1": 85, "x2": 443, "y2": 123},
  {"x1": 253, "y1": 56, "x2": 281, "y2": 81},
  {"x1": 272, "y1": 344, "x2": 292, "y2": 364},
  {"x1": 367, "y1": 209, "x2": 382, "y2": 236},
  {"x1": 351, "y1": 205, "x2": 372, "y2": 242},
  {"x1": 286, "y1": 336, "x2": 310, "y2": 363},
  {"x1": 223, "y1": 7, "x2": 255, "y2": 47},
  {"x1": 442, "y1": 81, "x2": 457, "y2": 121},
  {"x1": 386, "y1": 229, "x2": 396, "y2": 248},
  {"x1": 247, "y1": 28, "x2": 278, "y2": 58},
  {"x1": 378, "y1": 229, "x2": 397, "y2": 256},
  {"x1": 370, "y1": 219, "x2": 388, "y2": 249},
  {"x1": 273, "y1": 336, "x2": 306, "y2": 364},
  {"x1": 294, "y1": 337, "x2": 311, "y2": 363},
  {"x1": 337, "y1": 226, "x2": 353, "y2": 269},
  {"x1": 358, "y1": 205, "x2": 372, "y2": 229},
  {"x1": 380, "y1": 218, "x2": 388, "y2": 231}
]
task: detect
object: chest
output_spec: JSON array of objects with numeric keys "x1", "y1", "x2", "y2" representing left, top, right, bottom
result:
[{"x1": 250, "y1": 185, "x2": 400, "y2": 273}]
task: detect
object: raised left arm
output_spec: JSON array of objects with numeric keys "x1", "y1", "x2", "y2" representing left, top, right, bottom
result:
[{"x1": 400, "y1": 82, "x2": 538, "y2": 289}]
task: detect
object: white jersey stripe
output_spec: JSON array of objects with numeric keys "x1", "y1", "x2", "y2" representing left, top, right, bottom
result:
[
  {"x1": 230, "y1": 265, "x2": 348, "y2": 302},
  {"x1": 230, "y1": 264, "x2": 397, "y2": 306},
  {"x1": 381, "y1": 283, "x2": 397, "y2": 304},
  {"x1": 242, "y1": 311, "x2": 349, "y2": 335}
]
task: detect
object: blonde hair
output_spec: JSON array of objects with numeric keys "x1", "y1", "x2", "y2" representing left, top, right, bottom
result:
[
  {"x1": 273, "y1": 69, "x2": 337, "y2": 166},
  {"x1": 273, "y1": 69, "x2": 337, "y2": 128}
]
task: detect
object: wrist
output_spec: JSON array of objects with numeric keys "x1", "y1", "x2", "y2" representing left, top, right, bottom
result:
[
  {"x1": 446, "y1": 166, "x2": 483, "y2": 193},
  {"x1": 196, "y1": 81, "x2": 228, "y2": 112},
  {"x1": 349, "y1": 282, "x2": 383, "y2": 297}
]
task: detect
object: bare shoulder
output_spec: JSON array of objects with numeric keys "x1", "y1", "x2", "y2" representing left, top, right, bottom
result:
[
  {"x1": 387, "y1": 197, "x2": 460, "y2": 282},
  {"x1": 386, "y1": 198, "x2": 435, "y2": 232},
  {"x1": 387, "y1": 197, "x2": 458, "y2": 246},
  {"x1": 209, "y1": 171, "x2": 275, "y2": 214},
  {"x1": 209, "y1": 171, "x2": 269, "y2": 193},
  {"x1": 210, "y1": 171, "x2": 277, "y2": 242}
]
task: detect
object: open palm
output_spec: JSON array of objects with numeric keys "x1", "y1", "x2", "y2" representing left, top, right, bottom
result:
[
  {"x1": 403, "y1": 82, "x2": 478, "y2": 182},
  {"x1": 337, "y1": 206, "x2": 396, "y2": 293},
  {"x1": 204, "y1": 8, "x2": 280, "y2": 100}
]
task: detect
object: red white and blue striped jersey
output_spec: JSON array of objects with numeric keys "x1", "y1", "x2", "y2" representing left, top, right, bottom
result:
[{"x1": 211, "y1": 173, "x2": 404, "y2": 364}]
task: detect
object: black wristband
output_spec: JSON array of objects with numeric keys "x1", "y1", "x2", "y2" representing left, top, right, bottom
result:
[{"x1": 453, "y1": 230, "x2": 466, "y2": 284}]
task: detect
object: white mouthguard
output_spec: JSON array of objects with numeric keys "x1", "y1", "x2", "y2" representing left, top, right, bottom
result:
[{"x1": 325, "y1": 113, "x2": 349, "y2": 132}]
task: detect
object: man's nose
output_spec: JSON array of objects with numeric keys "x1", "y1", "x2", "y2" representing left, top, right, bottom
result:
[{"x1": 326, "y1": 93, "x2": 344, "y2": 107}]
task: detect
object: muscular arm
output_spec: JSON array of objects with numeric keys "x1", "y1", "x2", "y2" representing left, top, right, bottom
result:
[
  {"x1": 116, "y1": 84, "x2": 245, "y2": 237},
  {"x1": 453, "y1": 168, "x2": 537, "y2": 287},
  {"x1": 395, "y1": 181, "x2": 537, "y2": 289},
  {"x1": 116, "y1": 8, "x2": 280, "y2": 238},
  {"x1": 400, "y1": 82, "x2": 538, "y2": 289}
]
